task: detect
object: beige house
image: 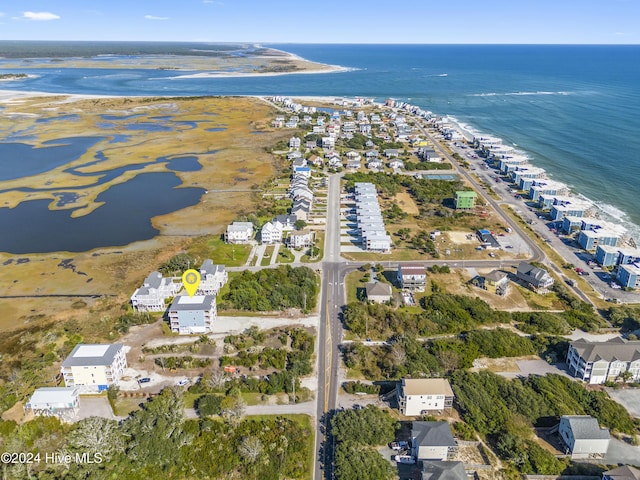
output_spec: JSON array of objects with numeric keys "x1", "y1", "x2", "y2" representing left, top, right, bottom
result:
[
  {"x1": 61, "y1": 344, "x2": 127, "y2": 393},
  {"x1": 398, "y1": 378, "x2": 455, "y2": 416},
  {"x1": 365, "y1": 282, "x2": 392, "y2": 304}
]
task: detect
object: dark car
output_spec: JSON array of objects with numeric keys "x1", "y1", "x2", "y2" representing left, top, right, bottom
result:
[{"x1": 138, "y1": 377, "x2": 151, "y2": 384}]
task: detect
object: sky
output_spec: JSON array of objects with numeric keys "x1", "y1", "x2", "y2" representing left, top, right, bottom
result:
[{"x1": 0, "y1": 0, "x2": 638, "y2": 44}]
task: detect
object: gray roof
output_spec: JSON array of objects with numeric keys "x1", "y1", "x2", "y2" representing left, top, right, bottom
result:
[
  {"x1": 412, "y1": 421, "x2": 457, "y2": 448},
  {"x1": 169, "y1": 295, "x2": 216, "y2": 311},
  {"x1": 485, "y1": 270, "x2": 507, "y2": 282},
  {"x1": 227, "y1": 222, "x2": 253, "y2": 232},
  {"x1": 62, "y1": 344, "x2": 124, "y2": 368},
  {"x1": 561, "y1": 415, "x2": 610, "y2": 440},
  {"x1": 200, "y1": 259, "x2": 225, "y2": 276},
  {"x1": 421, "y1": 461, "x2": 467, "y2": 480},
  {"x1": 274, "y1": 214, "x2": 297, "y2": 225},
  {"x1": 365, "y1": 282, "x2": 392, "y2": 297},
  {"x1": 143, "y1": 271, "x2": 163, "y2": 289},
  {"x1": 604, "y1": 466, "x2": 640, "y2": 480},
  {"x1": 571, "y1": 337, "x2": 640, "y2": 363}
]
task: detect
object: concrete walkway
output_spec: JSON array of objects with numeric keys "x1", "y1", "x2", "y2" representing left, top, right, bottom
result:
[{"x1": 270, "y1": 243, "x2": 281, "y2": 265}]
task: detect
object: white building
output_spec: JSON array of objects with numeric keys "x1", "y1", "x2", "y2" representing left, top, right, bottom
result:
[
  {"x1": 225, "y1": 221, "x2": 254, "y2": 244},
  {"x1": 558, "y1": 415, "x2": 610, "y2": 459},
  {"x1": 61, "y1": 344, "x2": 127, "y2": 393},
  {"x1": 397, "y1": 264, "x2": 427, "y2": 290},
  {"x1": 287, "y1": 230, "x2": 314, "y2": 249},
  {"x1": 168, "y1": 295, "x2": 217, "y2": 335},
  {"x1": 398, "y1": 378, "x2": 454, "y2": 416},
  {"x1": 261, "y1": 221, "x2": 284, "y2": 244},
  {"x1": 130, "y1": 271, "x2": 180, "y2": 312},
  {"x1": 198, "y1": 260, "x2": 228, "y2": 295},
  {"x1": 24, "y1": 387, "x2": 80, "y2": 422},
  {"x1": 566, "y1": 337, "x2": 640, "y2": 384}
]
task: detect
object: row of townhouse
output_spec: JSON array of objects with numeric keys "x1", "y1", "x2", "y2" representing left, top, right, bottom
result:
[
  {"x1": 567, "y1": 337, "x2": 640, "y2": 384},
  {"x1": 354, "y1": 182, "x2": 392, "y2": 252}
]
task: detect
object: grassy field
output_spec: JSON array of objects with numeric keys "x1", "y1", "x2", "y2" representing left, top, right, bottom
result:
[{"x1": 261, "y1": 245, "x2": 275, "y2": 266}]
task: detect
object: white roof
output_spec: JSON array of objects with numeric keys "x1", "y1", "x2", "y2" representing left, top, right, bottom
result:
[
  {"x1": 29, "y1": 387, "x2": 78, "y2": 406},
  {"x1": 177, "y1": 295, "x2": 206, "y2": 304}
]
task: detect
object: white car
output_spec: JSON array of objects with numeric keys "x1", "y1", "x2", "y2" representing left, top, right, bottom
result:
[
  {"x1": 176, "y1": 379, "x2": 190, "y2": 386},
  {"x1": 394, "y1": 455, "x2": 416, "y2": 464}
]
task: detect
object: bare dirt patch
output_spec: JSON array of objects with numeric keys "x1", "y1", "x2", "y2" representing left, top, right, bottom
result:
[
  {"x1": 393, "y1": 192, "x2": 420, "y2": 215},
  {"x1": 447, "y1": 230, "x2": 479, "y2": 245}
]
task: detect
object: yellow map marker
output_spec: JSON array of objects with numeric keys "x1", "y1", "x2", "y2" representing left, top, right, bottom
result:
[{"x1": 182, "y1": 269, "x2": 201, "y2": 297}]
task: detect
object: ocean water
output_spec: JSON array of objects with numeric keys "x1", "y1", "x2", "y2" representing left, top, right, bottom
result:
[{"x1": 1, "y1": 43, "x2": 639, "y2": 238}]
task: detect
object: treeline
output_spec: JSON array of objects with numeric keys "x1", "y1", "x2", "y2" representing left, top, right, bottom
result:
[
  {"x1": 221, "y1": 265, "x2": 317, "y2": 312},
  {"x1": 344, "y1": 292, "x2": 603, "y2": 339},
  {"x1": 342, "y1": 330, "x2": 566, "y2": 380},
  {"x1": 331, "y1": 405, "x2": 398, "y2": 480},
  {"x1": 0, "y1": 388, "x2": 312, "y2": 480},
  {"x1": 451, "y1": 371, "x2": 638, "y2": 474}
]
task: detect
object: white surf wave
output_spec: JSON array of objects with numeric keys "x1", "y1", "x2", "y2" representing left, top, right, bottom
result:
[{"x1": 468, "y1": 91, "x2": 572, "y2": 97}]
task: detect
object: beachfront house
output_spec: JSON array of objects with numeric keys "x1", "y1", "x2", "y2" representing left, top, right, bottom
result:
[
  {"x1": 225, "y1": 221, "x2": 254, "y2": 244},
  {"x1": 515, "y1": 262, "x2": 554, "y2": 291},
  {"x1": 24, "y1": 387, "x2": 80, "y2": 422},
  {"x1": 411, "y1": 421, "x2": 457, "y2": 462},
  {"x1": 558, "y1": 415, "x2": 610, "y2": 459},
  {"x1": 168, "y1": 295, "x2": 217, "y2": 335},
  {"x1": 131, "y1": 271, "x2": 180, "y2": 312},
  {"x1": 397, "y1": 264, "x2": 427, "y2": 290},
  {"x1": 61, "y1": 344, "x2": 127, "y2": 393},
  {"x1": 289, "y1": 136, "x2": 301, "y2": 149},
  {"x1": 198, "y1": 260, "x2": 228, "y2": 295},
  {"x1": 566, "y1": 337, "x2": 640, "y2": 384},
  {"x1": 398, "y1": 378, "x2": 454, "y2": 416}
]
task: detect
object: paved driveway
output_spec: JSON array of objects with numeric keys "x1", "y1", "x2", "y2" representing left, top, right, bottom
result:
[
  {"x1": 606, "y1": 388, "x2": 640, "y2": 417},
  {"x1": 77, "y1": 396, "x2": 116, "y2": 421},
  {"x1": 604, "y1": 438, "x2": 640, "y2": 466}
]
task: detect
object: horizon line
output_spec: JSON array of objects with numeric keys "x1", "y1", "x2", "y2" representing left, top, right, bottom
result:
[{"x1": 0, "y1": 40, "x2": 638, "y2": 46}]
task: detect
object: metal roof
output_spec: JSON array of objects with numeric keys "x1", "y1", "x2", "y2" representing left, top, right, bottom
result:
[
  {"x1": 562, "y1": 415, "x2": 610, "y2": 440},
  {"x1": 62, "y1": 344, "x2": 124, "y2": 368}
]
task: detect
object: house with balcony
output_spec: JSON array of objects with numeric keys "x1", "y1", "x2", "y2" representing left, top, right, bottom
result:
[
  {"x1": 24, "y1": 387, "x2": 80, "y2": 422},
  {"x1": 168, "y1": 295, "x2": 216, "y2": 335},
  {"x1": 261, "y1": 221, "x2": 284, "y2": 244},
  {"x1": 397, "y1": 264, "x2": 427, "y2": 291},
  {"x1": 398, "y1": 378, "x2": 454, "y2": 416},
  {"x1": 198, "y1": 260, "x2": 227, "y2": 295},
  {"x1": 131, "y1": 271, "x2": 180, "y2": 312},
  {"x1": 411, "y1": 421, "x2": 457, "y2": 462},
  {"x1": 558, "y1": 415, "x2": 610, "y2": 459},
  {"x1": 617, "y1": 263, "x2": 640, "y2": 289},
  {"x1": 225, "y1": 221, "x2": 254, "y2": 244},
  {"x1": 516, "y1": 262, "x2": 554, "y2": 291},
  {"x1": 566, "y1": 337, "x2": 640, "y2": 384},
  {"x1": 61, "y1": 344, "x2": 127, "y2": 393}
]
